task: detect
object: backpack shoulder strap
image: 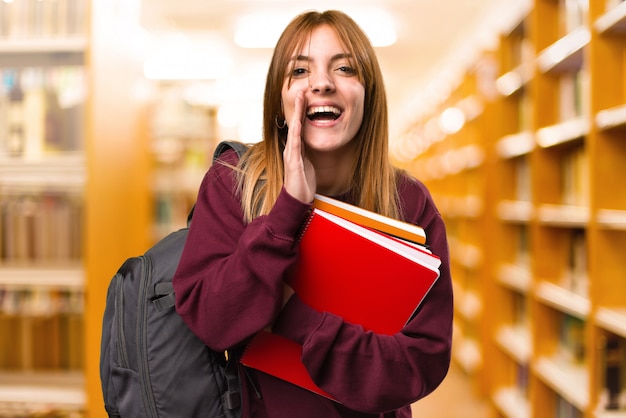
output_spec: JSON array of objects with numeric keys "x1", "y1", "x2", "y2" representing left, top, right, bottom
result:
[
  {"x1": 187, "y1": 141, "x2": 249, "y2": 226},
  {"x1": 213, "y1": 140, "x2": 249, "y2": 162}
]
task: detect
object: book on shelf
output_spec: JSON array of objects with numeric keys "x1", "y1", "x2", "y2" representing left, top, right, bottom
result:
[
  {"x1": 0, "y1": 192, "x2": 83, "y2": 263},
  {"x1": 560, "y1": 145, "x2": 589, "y2": 207},
  {"x1": 59, "y1": 311, "x2": 85, "y2": 370},
  {"x1": 560, "y1": 0, "x2": 588, "y2": 35},
  {"x1": 601, "y1": 334, "x2": 625, "y2": 411},
  {"x1": 556, "y1": 394, "x2": 583, "y2": 418},
  {"x1": 5, "y1": 69, "x2": 25, "y2": 157},
  {"x1": 512, "y1": 292, "x2": 529, "y2": 329},
  {"x1": 558, "y1": 70, "x2": 588, "y2": 123},
  {"x1": 0, "y1": 67, "x2": 85, "y2": 159},
  {"x1": 508, "y1": 32, "x2": 533, "y2": 71},
  {"x1": 517, "y1": 89, "x2": 533, "y2": 132},
  {"x1": 515, "y1": 224, "x2": 530, "y2": 268},
  {"x1": 0, "y1": 0, "x2": 87, "y2": 39},
  {"x1": 0, "y1": 288, "x2": 84, "y2": 371},
  {"x1": 563, "y1": 229, "x2": 588, "y2": 297},
  {"x1": 558, "y1": 313, "x2": 585, "y2": 364},
  {"x1": 240, "y1": 205, "x2": 440, "y2": 399},
  {"x1": 516, "y1": 362, "x2": 530, "y2": 397},
  {"x1": 514, "y1": 156, "x2": 531, "y2": 202}
]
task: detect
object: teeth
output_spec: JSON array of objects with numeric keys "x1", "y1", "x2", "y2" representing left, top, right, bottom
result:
[{"x1": 307, "y1": 106, "x2": 341, "y2": 116}]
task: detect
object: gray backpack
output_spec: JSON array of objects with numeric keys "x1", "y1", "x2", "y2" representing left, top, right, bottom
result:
[{"x1": 100, "y1": 141, "x2": 249, "y2": 418}]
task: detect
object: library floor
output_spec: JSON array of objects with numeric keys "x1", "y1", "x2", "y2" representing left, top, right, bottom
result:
[{"x1": 410, "y1": 362, "x2": 492, "y2": 418}]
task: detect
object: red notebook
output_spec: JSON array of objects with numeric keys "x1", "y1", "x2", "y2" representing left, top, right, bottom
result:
[{"x1": 240, "y1": 208, "x2": 441, "y2": 399}]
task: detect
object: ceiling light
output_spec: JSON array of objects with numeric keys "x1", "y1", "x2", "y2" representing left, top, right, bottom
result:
[
  {"x1": 143, "y1": 34, "x2": 233, "y2": 80},
  {"x1": 234, "y1": 8, "x2": 397, "y2": 48},
  {"x1": 234, "y1": 13, "x2": 292, "y2": 48},
  {"x1": 349, "y1": 9, "x2": 397, "y2": 47}
]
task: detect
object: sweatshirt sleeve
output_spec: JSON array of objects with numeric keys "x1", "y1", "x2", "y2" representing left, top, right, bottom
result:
[
  {"x1": 173, "y1": 150, "x2": 312, "y2": 350},
  {"x1": 271, "y1": 175, "x2": 454, "y2": 413}
]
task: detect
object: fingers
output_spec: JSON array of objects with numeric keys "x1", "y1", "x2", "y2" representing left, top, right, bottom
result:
[
  {"x1": 283, "y1": 90, "x2": 315, "y2": 203},
  {"x1": 284, "y1": 89, "x2": 305, "y2": 177},
  {"x1": 286, "y1": 90, "x2": 305, "y2": 157},
  {"x1": 294, "y1": 89, "x2": 305, "y2": 127}
]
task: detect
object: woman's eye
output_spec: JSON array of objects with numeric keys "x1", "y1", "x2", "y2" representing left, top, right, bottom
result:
[
  {"x1": 337, "y1": 66, "x2": 356, "y2": 75},
  {"x1": 292, "y1": 67, "x2": 308, "y2": 77}
]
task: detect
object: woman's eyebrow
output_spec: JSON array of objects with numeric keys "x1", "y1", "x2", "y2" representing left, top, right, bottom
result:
[{"x1": 291, "y1": 53, "x2": 353, "y2": 63}]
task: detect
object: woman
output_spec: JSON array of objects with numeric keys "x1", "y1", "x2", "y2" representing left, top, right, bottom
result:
[{"x1": 173, "y1": 10, "x2": 453, "y2": 418}]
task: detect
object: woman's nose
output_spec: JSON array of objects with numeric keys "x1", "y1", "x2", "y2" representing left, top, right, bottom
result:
[{"x1": 309, "y1": 71, "x2": 335, "y2": 93}]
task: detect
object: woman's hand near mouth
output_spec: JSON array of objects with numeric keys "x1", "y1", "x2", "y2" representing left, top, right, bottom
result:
[{"x1": 283, "y1": 89, "x2": 316, "y2": 204}]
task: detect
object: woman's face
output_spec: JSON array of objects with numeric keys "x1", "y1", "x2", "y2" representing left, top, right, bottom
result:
[{"x1": 281, "y1": 24, "x2": 365, "y2": 152}]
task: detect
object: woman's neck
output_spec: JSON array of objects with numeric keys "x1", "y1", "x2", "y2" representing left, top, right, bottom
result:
[{"x1": 307, "y1": 145, "x2": 356, "y2": 196}]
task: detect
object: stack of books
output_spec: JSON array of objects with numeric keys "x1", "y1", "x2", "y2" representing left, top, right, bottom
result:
[{"x1": 240, "y1": 194, "x2": 441, "y2": 399}]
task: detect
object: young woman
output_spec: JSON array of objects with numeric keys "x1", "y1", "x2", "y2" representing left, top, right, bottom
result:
[{"x1": 173, "y1": 10, "x2": 453, "y2": 418}]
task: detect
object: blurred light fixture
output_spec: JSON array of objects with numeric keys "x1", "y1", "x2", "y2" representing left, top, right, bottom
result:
[
  {"x1": 217, "y1": 103, "x2": 239, "y2": 128},
  {"x1": 234, "y1": 8, "x2": 397, "y2": 48},
  {"x1": 218, "y1": 100, "x2": 264, "y2": 143},
  {"x1": 183, "y1": 82, "x2": 220, "y2": 107},
  {"x1": 350, "y1": 9, "x2": 397, "y2": 47},
  {"x1": 237, "y1": 101, "x2": 263, "y2": 143},
  {"x1": 234, "y1": 13, "x2": 292, "y2": 48},
  {"x1": 143, "y1": 34, "x2": 233, "y2": 80},
  {"x1": 439, "y1": 107, "x2": 465, "y2": 134}
]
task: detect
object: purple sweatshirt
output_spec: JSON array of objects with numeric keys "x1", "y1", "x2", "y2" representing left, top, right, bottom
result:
[{"x1": 173, "y1": 149, "x2": 453, "y2": 418}]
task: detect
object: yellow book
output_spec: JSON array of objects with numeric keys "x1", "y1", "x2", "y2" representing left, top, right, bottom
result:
[{"x1": 312, "y1": 194, "x2": 426, "y2": 245}]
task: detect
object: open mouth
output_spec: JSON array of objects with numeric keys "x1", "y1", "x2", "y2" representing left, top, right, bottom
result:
[{"x1": 306, "y1": 105, "x2": 341, "y2": 121}]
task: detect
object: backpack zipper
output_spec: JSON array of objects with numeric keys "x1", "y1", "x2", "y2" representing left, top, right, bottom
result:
[
  {"x1": 137, "y1": 256, "x2": 159, "y2": 418},
  {"x1": 115, "y1": 273, "x2": 129, "y2": 369}
]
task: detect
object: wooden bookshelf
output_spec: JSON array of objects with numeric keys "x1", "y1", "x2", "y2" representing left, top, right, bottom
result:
[
  {"x1": 394, "y1": 50, "x2": 500, "y2": 397},
  {"x1": 590, "y1": 0, "x2": 626, "y2": 415},
  {"x1": 0, "y1": 1, "x2": 151, "y2": 416},
  {"x1": 394, "y1": 0, "x2": 626, "y2": 416}
]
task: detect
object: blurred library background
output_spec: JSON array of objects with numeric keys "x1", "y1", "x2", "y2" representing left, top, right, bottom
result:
[{"x1": 1, "y1": 0, "x2": 626, "y2": 416}]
